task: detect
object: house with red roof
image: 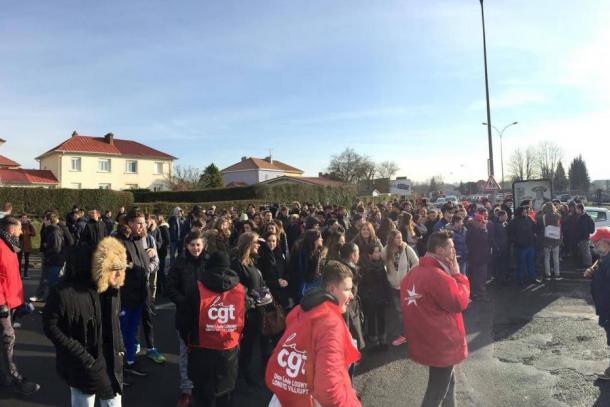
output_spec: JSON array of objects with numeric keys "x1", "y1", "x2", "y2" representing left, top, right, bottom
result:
[
  {"x1": 221, "y1": 156, "x2": 304, "y2": 186},
  {"x1": 36, "y1": 131, "x2": 175, "y2": 190},
  {"x1": 0, "y1": 138, "x2": 58, "y2": 188}
]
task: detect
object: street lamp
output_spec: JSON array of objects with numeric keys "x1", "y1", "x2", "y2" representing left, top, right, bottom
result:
[
  {"x1": 482, "y1": 121, "x2": 518, "y2": 189},
  {"x1": 479, "y1": 0, "x2": 494, "y2": 178}
]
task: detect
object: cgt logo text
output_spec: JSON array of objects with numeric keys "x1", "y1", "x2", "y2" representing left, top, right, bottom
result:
[
  {"x1": 277, "y1": 333, "x2": 307, "y2": 378},
  {"x1": 208, "y1": 296, "x2": 236, "y2": 324}
]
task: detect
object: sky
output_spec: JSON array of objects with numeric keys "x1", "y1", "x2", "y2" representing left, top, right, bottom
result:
[{"x1": 1, "y1": 0, "x2": 609, "y2": 183}]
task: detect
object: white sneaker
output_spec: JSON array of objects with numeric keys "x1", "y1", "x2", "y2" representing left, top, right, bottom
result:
[{"x1": 12, "y1": 322, "x2": 22, "y2": 328}]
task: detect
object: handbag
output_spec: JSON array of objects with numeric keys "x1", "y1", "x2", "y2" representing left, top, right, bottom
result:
[
  {"x1": 543, "y1": 216, "x2": 561, "y2": 240},
  {"x1": 262, "y1": 301, "x2": 286, "y2": 337}
]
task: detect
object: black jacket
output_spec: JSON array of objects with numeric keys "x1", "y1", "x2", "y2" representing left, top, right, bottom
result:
[
  {"x1": 158, "y1": 223, "x2": 170, "y2": 254},
  {"x1": 592, "y1": 255, "x2": 610, "y2": 327},
  {"x1": 339, "y1": 260, "x2": 365, "y2": 350},
  {"x1": 101, "y1": 215, "x2": 114, "y2": 236},
  {"x1": 507, "y1": 216, "x2": 536, "y2": 249},
  {"x1": 166, "y1": 252, "x2": 205, "y2": 336},
  {"x1": 168, "y1": 215, "x2": 185, "y2": 243},
  {"x1": 116, "y1": 234, "x2": 150, "y2": 309},
  {"x1": 575, "y1": 213, "x2": 595, "y2": 242},
  {"x1": 81, "y1": 219, "x2": 109, "y2": 248},
  {"x1": 42, "y1": 245, "x2": 120, "y2": 399},
  {"x1": 359, "y1": 259, "x2": 392, "y2": 308},
  {"x1": 43, "y1": 224, "x2": 65, "y2": 266},
  {"x1": 257, "y1": 243, "x2": 290, "y2": 308}
]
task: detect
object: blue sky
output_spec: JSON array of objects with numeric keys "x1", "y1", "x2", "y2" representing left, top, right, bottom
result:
[{"x1": 1, "y1": 1, "x2": 608, "y2": 182}]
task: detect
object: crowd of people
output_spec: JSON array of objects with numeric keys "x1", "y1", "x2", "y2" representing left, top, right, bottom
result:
[{"x1": 0, "y1": 195, "x2": 603, "y2": 406}]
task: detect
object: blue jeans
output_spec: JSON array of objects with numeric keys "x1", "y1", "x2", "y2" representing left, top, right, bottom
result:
[
  {"x1": 46, "y1": 265, "x2": 63, "y2": 289},
  {"x1": 119, "y1": 304, "x2": 144, "y2": 363},
  {"x1": 515, "y1": 246, "x2": 536, "y2": 283},
  {"x1": 169, "y1": 241, "x2": 181, "y2": 265},
  {"x1": 71, "y1": 387, "x2": 121, "y2": 406}
]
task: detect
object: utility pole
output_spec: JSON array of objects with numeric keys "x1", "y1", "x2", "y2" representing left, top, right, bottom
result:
[{"x1": 479, "y1": 0, "x2": 494, "y2": 177}]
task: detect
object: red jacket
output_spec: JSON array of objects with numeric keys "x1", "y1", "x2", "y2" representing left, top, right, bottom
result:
[
  {"x1": 400, "y1": 256, "x2": 470, "y2": 367},
  {"x1": 0, "y1": 238, "x2": 23, "y2": 309},
  {"x1": 266, "y1": 299, "x2": 361, "y2": 407}
]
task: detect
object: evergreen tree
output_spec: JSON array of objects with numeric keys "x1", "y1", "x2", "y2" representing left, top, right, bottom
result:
[
  {"x1": 198, "y1": 163, "x2": 224, "y2": 189},
  {"x1": 429, "y1": 177, "x2": 437, "y2": 193},
  {"x1": 553, "y1": 161, "x2": 569, "y2": 192},
  {"x1": 568, "y1": 155, "x2": 590, "y2": 193}
]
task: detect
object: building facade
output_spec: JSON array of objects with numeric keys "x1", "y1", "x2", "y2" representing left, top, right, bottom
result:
[
  {"x1": 221, "y1": 156, "x2": 303, "y2": 186},
  {"x1": 36, "y1": 132, "x2": 175, "y2": 190}
]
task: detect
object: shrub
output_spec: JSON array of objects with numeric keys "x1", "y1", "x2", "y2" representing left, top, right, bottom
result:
[
  {"x1": 132, "y1": 184, "x2": 356, "y2": 207},
  {"x1": 0, "y1": 188, "x2": 134, "y2": 217}
]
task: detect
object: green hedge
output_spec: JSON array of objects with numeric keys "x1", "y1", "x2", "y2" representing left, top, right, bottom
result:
[
  {"x1": 134, "y1": 200, "x2": 271, "y2": 216},
  {"x1": 0, "y1": 188, "x2": 134, "y2": 217},
  {"x1": 133, "y1": 184, "x2": 357, "y2": 208}
]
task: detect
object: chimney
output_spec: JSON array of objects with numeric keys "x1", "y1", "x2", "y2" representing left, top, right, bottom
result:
[
  {"x1": 264, "y1": 155, "x2": 273, "y2": 164},
  {"x1": 241, "y1": 156, "x2": 247, "y2": 162},
  {"x1": 104, "y1": 132, "x2": 114, "y2": 145},
  {"x1": 71, "y1": 130, "x2": 78, "y2": 137}
]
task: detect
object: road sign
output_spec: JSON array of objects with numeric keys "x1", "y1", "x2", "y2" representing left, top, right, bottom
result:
[{"x1": 482, "y1": 175, "x2": 501, "y2": 192}]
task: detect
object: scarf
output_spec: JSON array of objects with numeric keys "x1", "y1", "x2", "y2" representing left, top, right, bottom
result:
[{"x1": 0, "y1": 228, "x2": 20, "y2": 253}]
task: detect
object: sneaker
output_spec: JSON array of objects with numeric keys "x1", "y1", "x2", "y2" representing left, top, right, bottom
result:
[
  {"x1": 177, "y1": 393, "x2": 192, "y2": 407},
  {"x1": 598, "y1": 367, "x2": 610, "y2": 380},
  {"x1": 124, "y1": 362, "x2": 148, "y2": 377},
  {"x1": 391, "y1": 336, "x2": 407, "y2": 346},
  {"x1": 146, "y1": 348, "x2": 166, "y2": 364},
  {"x1": 135, "y1": 342, "x2": 141, "y2": 355},
  {"x1": 13, "y1": 378, "x2": 40, "y2": 395},
  {"x1": 12, "y1": 322, "x2": 22, "y2": 329},
  {"x1": 28, "y1": 296, "x2": 43, "y2": 303},
  {"x1": 26, "y1": 303, "x2": 35, "y2": 312}
]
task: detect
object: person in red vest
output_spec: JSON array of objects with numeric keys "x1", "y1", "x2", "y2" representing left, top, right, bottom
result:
[
  {"x1": 400, "y1": 230, "x2": 470, "y2": 407},
  {"x1": 181, "y1": 249, "x2": 246, "y2": 407},
  {"x1": 266, "y1": 260, "x2": 361, "y2": 407}
]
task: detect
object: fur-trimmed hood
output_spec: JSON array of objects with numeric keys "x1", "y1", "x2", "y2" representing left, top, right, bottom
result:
[{"x1": 93, "y1": 237, "x2": 127, "y2": 293}]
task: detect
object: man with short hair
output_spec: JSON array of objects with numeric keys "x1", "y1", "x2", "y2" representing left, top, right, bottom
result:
[
  {"x1": 81, "y1": 209, "x2": 109, "y2": 248},
  {"x1": 400, "y1": 231, "x2": 470, "y2": 407},
  {"x1": 0, "y1": 202, "x2": 12, "y2": 219},
  {"x1": 575, "y1": 203, "x2": 595, "y2": 268},
  {"x1": 433, "y1": 208, "x2": 455, "y2": 233},
  {"x1": 0, "y1": 216, "x2": 40, "y2": 395},
  {"x1": 266, "y1": 260, "x2": 361, "y2": 406}
]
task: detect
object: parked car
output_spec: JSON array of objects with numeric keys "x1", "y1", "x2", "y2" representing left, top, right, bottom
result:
[
  {"x1": 585, "y1": 207, "x2": 610, "y2": 230},
  {"x1": 445, "y1": 195, "x2": 458, "y2": 204}
]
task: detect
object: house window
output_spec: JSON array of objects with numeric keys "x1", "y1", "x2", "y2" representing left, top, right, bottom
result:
[
  {"x1": 70, "y1": 183, "x2": 81, "y2": 189},
  {"x1": 98, "y1": 183, "x2": 111, "y2": 190},
  {"x1": 125, "y1": 160, "x2": 137, "y2": 173},
  {"x1": 98, "y1": 159, "x2": 111, "y2": 172},
  {"x1": 154, "y1": 162, "x2": 163, "y2": 175},
  {"x1": 125, "y1": 184, "x2": 138, "y2": 190},
  {"x1": 70, "y1": 157, "x2": 81, "y2": 171}
]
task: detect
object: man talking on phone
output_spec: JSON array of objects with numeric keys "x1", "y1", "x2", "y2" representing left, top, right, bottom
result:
[{"x1": 400, "y1": 230, "x2": 470, "y2": 407}]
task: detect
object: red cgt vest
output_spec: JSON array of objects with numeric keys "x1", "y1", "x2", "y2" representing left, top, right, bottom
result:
[
  {"x1": 193, "y1": 282, "x2": 246, "y2": 350},
  {"x1": 265, "y1": 301, "x2": 360, "y2": 407}
]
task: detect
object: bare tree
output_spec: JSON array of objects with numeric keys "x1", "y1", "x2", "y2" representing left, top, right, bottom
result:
[
  {"x1": 327, "y1": 148, "x2": 364, "y2": 183},
  {"x1": 377, "y1": 160, "x2": 400, "y2": 179},
  {"x1": 357, "y1": 156, "x2": 377, "y2": 183},
  {"x1": 534, "y1": 141, "x2": 563, "y2": 182},
  {"x1": 165, "y1": 165, "x2": 202, "y2": 191},
  {"x1": 508, "y1": 147, "x2": 537, "y2": 181}
]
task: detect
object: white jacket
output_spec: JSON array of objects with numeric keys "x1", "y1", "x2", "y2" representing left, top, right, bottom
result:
[{"x1": 381, "y1": 243, "x2": 419, "y2": 289}]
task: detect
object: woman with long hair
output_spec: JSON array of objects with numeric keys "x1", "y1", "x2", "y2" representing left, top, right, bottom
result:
[
  {"x1": 211, "y1": 217, "x2": 232, "y2": 254},
  {"x1": 352, "y1": 222, "x2": 381, "y2": 266},
  {"x1": 286, "y1": 229, "x2": 326, "y2": 303},
  {"x1": 266, "y1": 220, "x2": 289, "y2": 259},
  {"x1": 398, "y1": 212, "x2": 420, "y2": 249},
  {"x1": 325, "y1": 230, "x2": 346, "y2": 262},
  {"x1": 231, "y1": 232, "x2": 268, "y2": 385},
  {"x1": 377, "y1": 215, "x2": 396, "y2": 246},
  {"x1": 382, "y1": 229, "x2": 419, "y2": 346},
  {"x1": 258, "y1": 231, "x2": 291, "y2": 310},
  {"x1": 540, "y1": 202, "x2": 562, "y2": 278}
]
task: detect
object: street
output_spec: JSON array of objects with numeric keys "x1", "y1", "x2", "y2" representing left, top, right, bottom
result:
[{"x1": 2, "y1": 259, "x2": 610, "y2": 407}]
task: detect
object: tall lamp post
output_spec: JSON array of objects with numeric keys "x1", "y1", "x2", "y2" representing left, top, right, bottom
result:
[
  {"x1": 479, "y1": 0, "x2": 494, "y2": 177},
  {"x1": 482, "y1": 121, "x2": 518, "y2": 190}
]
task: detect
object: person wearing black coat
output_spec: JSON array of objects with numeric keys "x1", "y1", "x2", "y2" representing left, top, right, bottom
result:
[
  {"x1": 231, "y1": 232, "x2": 268, "y2": 385},
  {"x1": 575, "y1": 204, "x2": 595, "y2": 268},
  {"x1": 42, "y1": 236, "x2": 126, "y2": 405},
  {"x1": 166, "y1": 231, "x2": 206, "y2": 406},
  {"x1": 257, "y1": 232, "x2": 291, "y2": 310},
  {"x1": 156, "y1": 215, "x2": 171, "y2": 297},
  {"x1": 466, "y1": 215, "x2": 491, "y2": 300},
  {"x1": 359, "y1": 244, "x2": 392, "y2": 349},
  {"x1": 507, "y1": 207, "x2": 537, "y2": 285},
  {"x1": 80, "y1": 210, "x2": 109, "y2": 248},
  {"x1": 168, "y1": 207, "x2": 185, "y2": 264}
]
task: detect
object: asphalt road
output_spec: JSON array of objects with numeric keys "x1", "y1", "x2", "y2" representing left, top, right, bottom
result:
[{"x1": 2, "y1": 257, "x2": 610, "y2": 407}]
